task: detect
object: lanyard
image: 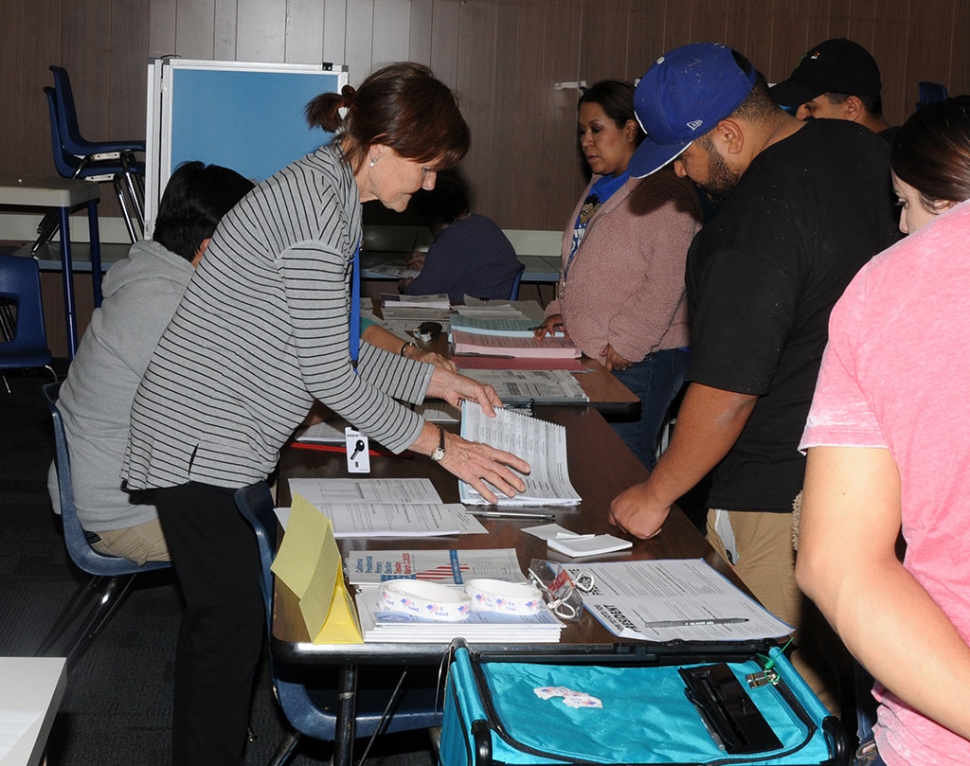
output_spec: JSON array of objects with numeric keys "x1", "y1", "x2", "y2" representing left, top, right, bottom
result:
[{"x1": 350, "y1": 242, "x2": 361, "y2": 372}]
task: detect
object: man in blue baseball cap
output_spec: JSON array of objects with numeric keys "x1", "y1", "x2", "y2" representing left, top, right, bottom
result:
[{"x1": 610, "y1": 42, "x2": 900, "y2": 715}]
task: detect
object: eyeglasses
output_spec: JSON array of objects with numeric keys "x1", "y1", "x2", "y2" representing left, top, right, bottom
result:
[{"x1": 528, "y1": 562, "x2": 594, "y2": 621}]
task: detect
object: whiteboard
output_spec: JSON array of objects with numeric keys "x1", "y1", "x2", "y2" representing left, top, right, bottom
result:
[{"x1": 145, "y1": 58, "x2": 348, "y2": 237}]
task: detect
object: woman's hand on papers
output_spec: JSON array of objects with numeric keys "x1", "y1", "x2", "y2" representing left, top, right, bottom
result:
[
  {"x1": 427, "y1": 369, "x2": 502, "y2": 414},
  {"x1": 412, "y1": 422, "x2": 531, "y2": 504},
  {"x1": 609, "y1": 482, "x2": 670, "y2": 540},
  {"x1": 533, "y1": 313, "x2": 569, "y2": 340},
  {"x1": 439, "y1": 431, "x2": 531, "y2": 504}
]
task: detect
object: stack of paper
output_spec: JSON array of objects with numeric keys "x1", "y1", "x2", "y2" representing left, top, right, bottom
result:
[
  {"x1": 381, "y1": 293, "x2": 451, "y2": 321},
  {"x1": 561, "y1": 559, "x2": 794, "y2": 642},
  {"x1": 458, "y1": 402, "x2": 581, "y2": 506},
  {"x1": 286, "y1": 478, "x2": 487, "y2": 537},
  {"x1": 452, "y1": 330, "x2": 580, "y2": 359},
  {"x1": 460, "y1": 369, "x2": 588, "y2": 405},
  {"x1": 354, "y1": 587, "x2": 564, "y2": 643}
]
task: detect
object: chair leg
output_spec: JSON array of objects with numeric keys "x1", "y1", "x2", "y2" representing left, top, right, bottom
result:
[
  {"x1": 36, "y1": 574, "x2": 109, "y2": 655},
  {"x1": 61, "y1": 573, "x2": 139, "y2": 667},
  {"x1": 266, "y1": 729, "x2": 303, "y2": 766},
  {"x1": 112, "y1": 178, "x2": 138, "y2": 243}
]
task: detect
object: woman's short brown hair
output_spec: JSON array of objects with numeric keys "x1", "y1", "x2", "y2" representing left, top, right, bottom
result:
[{"x1": 306, "y1": 62, "x2": 470, "y2": 172}]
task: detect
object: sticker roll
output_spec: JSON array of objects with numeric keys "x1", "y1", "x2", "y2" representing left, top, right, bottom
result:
[
  {"x1": 380, "y1": 579, "x2": 471, "y2": 622},
  {"x1": 465, "y1": 579, "x2": 545, "y2": 615}
]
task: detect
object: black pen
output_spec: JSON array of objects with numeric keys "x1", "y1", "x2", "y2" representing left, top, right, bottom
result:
[
  {"x1": 470, "y1": 511, "x2": 555, "y2": 520},
  {"x1": 643, "y1": 617, "x2": 749, "y2": 628}
]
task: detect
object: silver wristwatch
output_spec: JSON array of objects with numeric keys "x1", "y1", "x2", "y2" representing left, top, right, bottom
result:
[{"x1": 430, "y1": 427, "x2": 446, "y2": 462}]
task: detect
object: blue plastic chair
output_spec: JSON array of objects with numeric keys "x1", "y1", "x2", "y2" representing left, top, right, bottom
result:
[
  {"x1": 234, "y1": 482, "x2": 442, "y2": 766},
  {"x1": 508, "y1": 262, "x2": 526, "y2": 300},
  {"x1": 47, "y1": 66, "x2": 146, "y2": 241},
  {"x1": 0, "y1": 256, "x2": 56, "y2": 393},
  {"x1": 917, "y1": 81, "x2": 949, "y2": 110},
  {"x1": 37, "y1": 382, "x2": 171, "y2": 667}
]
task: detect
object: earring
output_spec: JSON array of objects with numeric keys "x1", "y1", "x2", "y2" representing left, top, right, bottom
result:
[{"x1": 369, "y1": 156, "x2": 378, "y2": 167}]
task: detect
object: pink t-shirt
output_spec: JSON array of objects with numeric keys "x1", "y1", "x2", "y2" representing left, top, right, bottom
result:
[{"x1": 801, "y1": 200, "x2": 970, "y2": 765}]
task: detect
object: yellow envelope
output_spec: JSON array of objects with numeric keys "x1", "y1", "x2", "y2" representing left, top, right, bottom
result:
[{"x1": 270, "y1": 493, "x2": 363, "y2": 644}]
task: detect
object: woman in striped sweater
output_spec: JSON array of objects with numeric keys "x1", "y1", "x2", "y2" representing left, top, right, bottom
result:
[{"x1": 123, "y1": 63, "x2": 529, "y2": 766}]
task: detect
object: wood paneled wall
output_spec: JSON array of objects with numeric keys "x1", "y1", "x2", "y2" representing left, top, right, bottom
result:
[{"x1": 3, "y1": 0, "x2": 970, "y2": 232}]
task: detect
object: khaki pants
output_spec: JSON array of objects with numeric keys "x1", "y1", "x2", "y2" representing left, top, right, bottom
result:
[
  {"x1": 706, "y1": 509, "x2": 849, "y2": 718},
  {"x1": 91, "y1": 517, "x2": 170, "y2": 565}
]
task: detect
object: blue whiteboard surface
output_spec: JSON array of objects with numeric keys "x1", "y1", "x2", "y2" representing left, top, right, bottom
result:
[
  {"x1": 145, "y1": 59, "x2": 348, "y2": 235},
  {"x1": 169, "y1": 67, "x2": 343, "y2": 182}
]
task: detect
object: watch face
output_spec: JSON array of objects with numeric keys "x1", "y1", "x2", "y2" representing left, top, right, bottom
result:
[{"x1": 431, "y1": 447, "x2": 445, "y2": 462}]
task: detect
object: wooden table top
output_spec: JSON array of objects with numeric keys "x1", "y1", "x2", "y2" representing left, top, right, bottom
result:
[{"x1": 272, "y1": 405, "x2": 740, "y2": 664}]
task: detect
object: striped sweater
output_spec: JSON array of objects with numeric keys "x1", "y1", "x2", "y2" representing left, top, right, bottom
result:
[{"x1": 123, "y1": 145, "x2": 431, "y2": 490}]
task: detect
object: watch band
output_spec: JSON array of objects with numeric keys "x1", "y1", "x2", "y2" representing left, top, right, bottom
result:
[{"x1": 431, "y1": 426, "x2": 446, "y2": 462}]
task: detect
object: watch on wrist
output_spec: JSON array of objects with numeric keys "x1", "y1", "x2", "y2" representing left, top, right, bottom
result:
[{"x1": 430, "y1": 426, "x2": 446, "y2": 462}]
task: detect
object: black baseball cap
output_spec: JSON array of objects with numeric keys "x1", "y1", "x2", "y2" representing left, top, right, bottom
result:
[{"x1": 771, "y1": 38, "x2": 881, "y2": 107}]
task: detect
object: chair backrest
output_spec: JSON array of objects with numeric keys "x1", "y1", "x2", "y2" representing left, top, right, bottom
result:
[
  {"x1": 44, "y1": 87, "x2": 83, "y2": 179},
  {"x1": 0, "y1": 255, "x2": 52, "y2": 368},
  {"x1": 41, "y1": 382, "x2": 168, "y2": 577},
  {"x1": 234, "y1": 482, "x2": 340, "y2": 739},
  {"x1": 918, "y1": 81, "x2": 949, "y2": 110},
  {"x1": 509, "y1": 262, "x2": 526, "y2": 301},
  {"x1": 49, "y1": 65, "x2": 146, "y2": 157}
]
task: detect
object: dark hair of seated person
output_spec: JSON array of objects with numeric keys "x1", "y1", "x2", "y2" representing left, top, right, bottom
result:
[
  {"x1": 409, "y1": 174, "x2": 470, "y2": 235},
  {"x1": 152, "y1": 161, "x2": 255, "y2": 262}
]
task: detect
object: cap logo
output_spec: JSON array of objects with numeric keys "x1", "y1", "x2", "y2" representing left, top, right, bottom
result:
[{"x1": 687, "y1": 119, "x2": 704, "y2": 131}]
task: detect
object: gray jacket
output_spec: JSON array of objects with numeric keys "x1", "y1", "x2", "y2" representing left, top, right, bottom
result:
[{"x1": 47, "y1": 240, "x2": 193, "y2": 530}]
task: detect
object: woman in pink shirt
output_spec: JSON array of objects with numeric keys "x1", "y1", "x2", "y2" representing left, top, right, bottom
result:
[
  {"x1": 535, "y1": 80, "x2": 702, "y2": 468},
  {"x1": 797, "y1": 96, "x2": 970, "y2": 766}
]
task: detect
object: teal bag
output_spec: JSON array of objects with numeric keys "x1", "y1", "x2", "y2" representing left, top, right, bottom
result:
[{"x1": 439, "y1": 645, "x2": 845, "y2": 766}]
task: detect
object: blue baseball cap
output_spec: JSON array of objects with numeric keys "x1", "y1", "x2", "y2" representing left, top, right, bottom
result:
[{"x1": 629, "y1": 43, "x2": 758, "y2": 178}]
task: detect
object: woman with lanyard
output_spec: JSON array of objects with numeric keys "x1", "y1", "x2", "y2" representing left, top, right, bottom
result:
[
  {"x1": 123, "y1": 63, "x2": 530, "y2": 766},
  {"x1": 535, "y1": 80, "x2": 702, "y2": 469}
]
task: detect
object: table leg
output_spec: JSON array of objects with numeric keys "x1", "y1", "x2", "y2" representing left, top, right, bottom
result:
[
  {"x1": 86, "y1": 200, "x2": 103, "y2": 308},
  {"x1": 333, "y1": 664, "x2": 358, "y2": 766},
  {"x1": 57, "y1": 207, "x2": 77, "y2": 359}
]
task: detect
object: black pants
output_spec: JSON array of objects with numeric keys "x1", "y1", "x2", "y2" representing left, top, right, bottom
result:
[{"x1": 155, "y1": 481, "x2": 264, "y2": 766}]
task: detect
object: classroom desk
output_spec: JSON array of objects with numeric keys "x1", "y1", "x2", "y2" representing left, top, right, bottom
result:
[
  {"x1": 274, "y1": 406, "x2": 737, "y2": 765},
  {"x1": 0, "y1": 656, "x2": 67, "y2": 766},
  {"x1": 0, "y1": 175, "x2": 103, "y2": 359}
]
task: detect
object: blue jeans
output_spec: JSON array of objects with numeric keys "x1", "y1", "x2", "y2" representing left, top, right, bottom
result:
[{"x1": 609, "y1": 348, "x2": 689, "y2": 470}]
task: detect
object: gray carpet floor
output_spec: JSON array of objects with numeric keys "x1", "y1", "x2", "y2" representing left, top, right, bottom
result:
[{"x1": 0, "y1": 371, "x2": 436, "y2": 765}]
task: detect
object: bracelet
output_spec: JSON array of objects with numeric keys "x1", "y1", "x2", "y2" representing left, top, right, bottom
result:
[{"x1": 399, "y1": 341, "x2": 415, "y2": 357}]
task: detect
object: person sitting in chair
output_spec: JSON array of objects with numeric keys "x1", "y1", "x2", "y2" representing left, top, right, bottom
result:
[{"x1": 47, "y1": 162, "x2": 255, "y2": 564}]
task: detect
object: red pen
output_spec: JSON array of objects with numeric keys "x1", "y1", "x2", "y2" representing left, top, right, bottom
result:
[{"x1": 288, "y1": 441, "x2": 407, "y2": 458}]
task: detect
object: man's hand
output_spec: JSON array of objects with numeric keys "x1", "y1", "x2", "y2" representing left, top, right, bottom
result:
[
  {"x1": 427, "y1": 369, "x2": 502, "y2": 415},
  {"x1": 608, "y1": 382, "x2": 759, "y2": 540},
  {"x1": 405, "y1": 251, "x2": 426, "y2": 270},
  {"x1": 609, "y1": 482, "x2": 670, "y2": 539}
]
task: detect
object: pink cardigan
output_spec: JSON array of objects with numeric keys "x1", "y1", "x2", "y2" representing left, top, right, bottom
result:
[{"x1": 545, "y1": 168, "x2": 702, "y2": 364}]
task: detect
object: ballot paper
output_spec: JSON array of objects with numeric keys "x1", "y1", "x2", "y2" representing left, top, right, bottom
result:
[
  {"x1": 285, "y1": 478, "x2": 487, "y2": 537},
  {"x1": 345, "y1": 548, "x2": 526, "y2": 586},
  {"x1": 458, "y1": 402, "x2": 581, "y2": 506},
  {"x1": 562, "y1": 559, "x2": 793, "y2": 642}
]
